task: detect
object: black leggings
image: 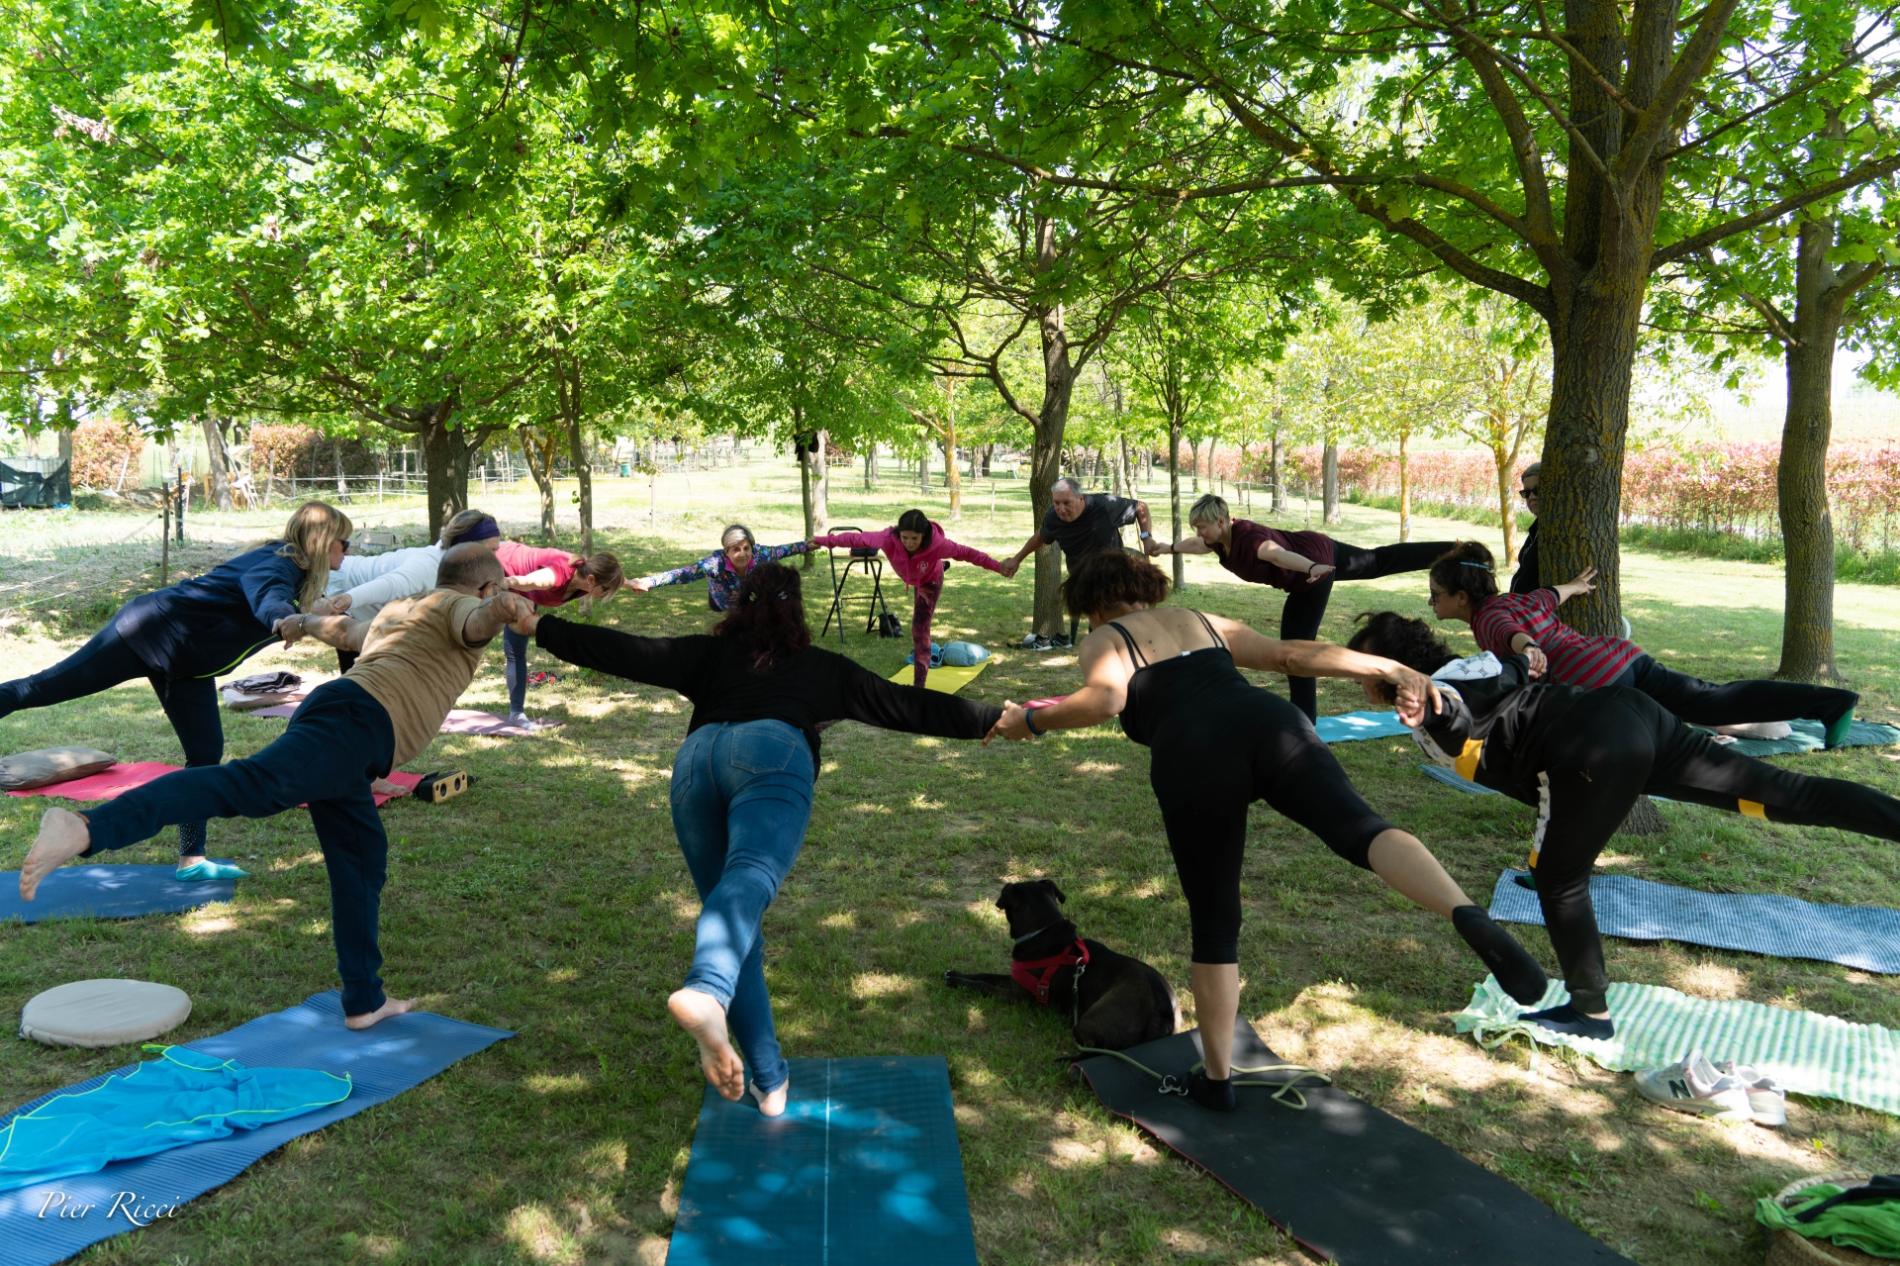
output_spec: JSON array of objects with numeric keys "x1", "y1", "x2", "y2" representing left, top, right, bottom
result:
[
  {"x1": 503, "y1": 626, "x2": 531, "y2": 715},
  {"x1": 1278, "y1": 539, "x2": 1452, "y2": 720},
  {"x1": 1620, "y1": 654, "x2": 1856, "y2": 728},
  {"x1": 0, "y1": 622, "x2": 220, "y2": 856},
  {"x1": 1530, "y1": 688, "x2": 1900, "y2": 1013},
  {"x1": 1150, "y1": 693, "x2": 1392, "y2": 963}
]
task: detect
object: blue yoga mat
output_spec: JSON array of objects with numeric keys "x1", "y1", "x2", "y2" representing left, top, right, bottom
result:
[
  {"x1": 1314, "y1": 710, "x2": 1412, "y2": 743},
  {"x1": 1487, "y1": 869, "x2": 1900, "y2": 975},
  {"x1": 1419, "y1": 764, "x2": 1500, "y2": 795},
  {"x1": 0, "y1": 863, "x2": 235, "y2": 924},
  {"x1": 667, "y1": 1056, "x2": 977, "y2": 1266},
  {"x1": 0, "y1": 991, "x2": 513, "y2": 1266},
  {"x1": 1703, "y1": 718, "x2": 1900, "y2": 758}
]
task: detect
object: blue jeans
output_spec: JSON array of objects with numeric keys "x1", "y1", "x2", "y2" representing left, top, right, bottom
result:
[
  {"x1": 670, "y1": 719, "x2": 816, "y2": 1094},
  {"x1": 503, "y1": 627, "x2": 530, "y2": 715}
]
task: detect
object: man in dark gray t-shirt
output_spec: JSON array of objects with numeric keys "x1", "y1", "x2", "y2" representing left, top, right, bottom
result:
[{"x1": 1005, "y1": 477, "x2": 1153, "y2": 648}]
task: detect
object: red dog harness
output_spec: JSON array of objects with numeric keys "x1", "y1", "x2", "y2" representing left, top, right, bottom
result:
[{"x1": 1011, "y1": 938, "x2": 1091, "y2": 1005}]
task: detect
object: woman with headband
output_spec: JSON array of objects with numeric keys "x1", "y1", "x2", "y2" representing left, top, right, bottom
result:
[{"x1": 1426, "y1": 542, "x2": 1857, "y2": 744}]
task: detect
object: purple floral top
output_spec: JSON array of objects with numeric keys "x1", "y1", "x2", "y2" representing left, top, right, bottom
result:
[{"x1": 641, "y1": 540, "x2": 811, "y2": 610}]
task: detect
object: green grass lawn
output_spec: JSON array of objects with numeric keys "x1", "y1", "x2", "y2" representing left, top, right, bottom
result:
[{"x1": 3, "y1": 457, "x2": 1898, "y2": 1265}]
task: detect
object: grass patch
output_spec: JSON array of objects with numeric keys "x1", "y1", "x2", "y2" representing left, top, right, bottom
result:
[{"x1": 2, "y1": 459, "x2": 1898, "y2": 1265}]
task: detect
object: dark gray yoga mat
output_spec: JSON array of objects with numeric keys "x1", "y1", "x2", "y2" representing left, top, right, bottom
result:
[
  {"x1": 1487, "y1": 869, "x2": 1900, "y2": 974},
  {"x1": 1075, "y1": 1019, "x2": 1633, "y2": 1265},
  {"x1": 0, "y1": 991, "x2": 512, "y2": 1266},
  {"x1": 667, "y1": 1056, "x2": 978, "y2": 1266}
]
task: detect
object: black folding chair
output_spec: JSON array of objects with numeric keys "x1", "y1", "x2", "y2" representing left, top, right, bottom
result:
[{"x1": 819, "y1": 527, "x2": 894, "y2": 643}]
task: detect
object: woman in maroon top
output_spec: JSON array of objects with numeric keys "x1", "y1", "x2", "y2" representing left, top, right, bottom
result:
[
  {"x1": 1429, "y1": 541, "x2": 1858, "y2": 744},
  {"x1": 1154, "y1": 494, "x2": 1452, "y2": 720}
]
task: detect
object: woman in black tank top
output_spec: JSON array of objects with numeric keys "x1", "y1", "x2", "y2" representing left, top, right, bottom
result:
[{"x1": 986, "y1": 552, "x2": 1548, "y2": 1109}]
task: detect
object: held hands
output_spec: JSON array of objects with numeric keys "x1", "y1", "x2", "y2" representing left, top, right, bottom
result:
[
  {"x1": 309, "y1": 594, "x2": 351, "y2": 616},
  {"x1": 1305, "y1": 563, "x2": 1336, "y2": 585},
  {"x1": 628, "y1": 577, "x2": 652, "y2": 594},
  {"x1": 1383, "y1": 666, "x2": 1442, "y2": 727},
  {"x1": 488, "y1": 590, "x2": 538, "y2": 634},
  {"x1": 1524, "y1": 645, "x2": 1549, "y2": 679},
  {"x1": 272, "y1": 614, "x2": 305, "y2": 647},
  {"x1": 984, "y1": 701, "x2": 1034, "y2": 745},
  {"x1": 997, "y1": 557, "x2": 1021, "y2": 579}
]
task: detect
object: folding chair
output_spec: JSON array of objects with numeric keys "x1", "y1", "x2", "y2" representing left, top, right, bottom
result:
[{"x1": 819, "y1": 527, "x2": 894, "y2": 644}]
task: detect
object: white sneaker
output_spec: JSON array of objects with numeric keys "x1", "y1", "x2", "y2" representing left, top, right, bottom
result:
[
  {"x1": 1714, "y1": 1060, "x2": 1787, "y2": 1127},
  {"x1": 1634, "y1": 1051, "x2": 1752, "y2": 1121},
  {"x1": 506, "y1": 712, "x2": 552, "y2": 732}
]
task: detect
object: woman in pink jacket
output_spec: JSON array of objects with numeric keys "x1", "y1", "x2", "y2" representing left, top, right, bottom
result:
[{"x1": 812, "y1": 509, "x2": 1008, "y2": 687}]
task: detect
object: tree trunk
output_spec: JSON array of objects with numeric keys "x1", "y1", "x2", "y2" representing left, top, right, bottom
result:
[
  {"x1": 863, "y1": 449, "x2": 876, "y2": 491},
  {"x1": 1538, "y1": 276, "x2": 1645, "y2": 637},
  {"x1": 418, "y1": 406, "x2": 472, "y2": 541},
  {"x1": 1397, "y1": 429, "x2": 1411, "y2": 542},
  {"x1": 1775, "y1": 219, "x2": 1849, "y2": 681},
  {"x1": 520, "y1": 425, "x2": 557, "y2": 541},
  {"x1": 567, "y1": 412, "x2": 594, "y2": 555},
  {"x1": 944, "y1": 400, "x2": 961, "y2": 520},
  {"x1": 982, "y1": 443, "x2": 995, "y2": 477},
  {"x1": 1269, "y1": 427, "x2": 1284, "y2": 513},
  {"x1": 797, "y1": 432, "x2": 816, "y2": 570},
  {"x1": 1321, "y1": 438, "x2": 1339, "y2": 525},
  {"x1": 201, "y1": 416, "x2": 232, "y2": 511},
  {"x1": 1494, "y1": 440, "x2": 1517, "y2": 564},
  {"x1": 1168, "y1": 416, "x2": 1185, "y2": 590},
  {"x1": 1187, "y1": 436, "x2": 1202, "y2": 494}
]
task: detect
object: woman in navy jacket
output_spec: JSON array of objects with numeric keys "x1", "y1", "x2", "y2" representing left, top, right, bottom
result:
[{"x1": 0, "y1": 500, "x2": 351, "y2": 878}]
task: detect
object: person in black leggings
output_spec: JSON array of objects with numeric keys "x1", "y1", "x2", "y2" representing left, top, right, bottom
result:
[
  {"x1": 1348, "y1": 610, "x2": 1900, "y2": 1040},
  {"x1": 1152, "y1": 494, "x2": 1452, "y2": 720},
  {"x1": 988, "y1": 551, "x2": 1547, "y2": 1109},
  {"x1": 0, "y1": 500, "x2": 351, "y2": 880}
]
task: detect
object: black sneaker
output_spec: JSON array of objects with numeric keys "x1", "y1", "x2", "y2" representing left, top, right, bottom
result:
[{"x1": 1049, "y1": 634, "x2": 1074, "y2": 650}]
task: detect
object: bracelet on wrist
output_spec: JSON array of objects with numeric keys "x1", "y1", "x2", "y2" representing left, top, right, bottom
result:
[{"x1": 1023, "y1": 707, "x2": 1044, "y2": 737}]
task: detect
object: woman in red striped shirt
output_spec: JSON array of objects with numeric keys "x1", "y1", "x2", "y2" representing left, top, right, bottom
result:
[{"x1": 1427, "y1": 542, "x2": 1858, "y2": 745}]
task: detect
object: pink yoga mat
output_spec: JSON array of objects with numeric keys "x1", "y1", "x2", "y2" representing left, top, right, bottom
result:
[
  {"x1": 249, "y1": 703, "x2": 556, "y2": 737},
  {"x1": 10, "y1": 765, "x2": 425, "y2": 808}
]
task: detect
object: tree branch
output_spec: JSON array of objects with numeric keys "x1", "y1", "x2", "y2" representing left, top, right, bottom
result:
[
  {"x1": 1652, "y1": 153, "x2": 1900, "y2": 266},
  {"x1": 1614, "y1": 0, "x2": 1747, "y2": 181}
]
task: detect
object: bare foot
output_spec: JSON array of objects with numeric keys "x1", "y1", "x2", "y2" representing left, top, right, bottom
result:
[
  {"x1": 344, "y1": 997, "x2": 416, "y2": 1029},
  {"x1": 668, "y1": 987, "x2": 744, "y2": 1101},
  {"x1": 369, "y1": 777, "x2": 409, "y2": 799},
  {"x1": 749, "y1": 1080, "x2": 789, "y2": 1118},
  {"x1": 21, "y1": 808, "x2": 91, "y2": 901}
]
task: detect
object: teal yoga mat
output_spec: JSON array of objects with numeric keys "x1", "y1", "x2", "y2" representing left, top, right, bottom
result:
[
  {"x1": 667, "y1": 1056, "x2": 977, "y2": 1266},
  {"x1": 0, "y1": 992, "x2": 512, "y2": 1266},
  {"x1": 0, "y1": 863, "x2": 235, "y2": 923},
  {"x1": 1314, "y1": 710, "x2": 1411, "y2": 743},
  {"x1": 1703, "y1": 718, "x2": 1900, "y2": 758}
]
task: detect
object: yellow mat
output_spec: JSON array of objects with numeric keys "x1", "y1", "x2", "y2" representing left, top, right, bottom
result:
[{"x1": 886, "y1": 659, "x2": 992, "y2": 694}]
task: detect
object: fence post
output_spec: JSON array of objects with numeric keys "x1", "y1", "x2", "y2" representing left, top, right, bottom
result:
[
  {"x1": 175, "y1": 464, "x2": 186, "y2": 542},
  {"x1": 161, "y1": 484, "x2": 172, "y2": 584}
]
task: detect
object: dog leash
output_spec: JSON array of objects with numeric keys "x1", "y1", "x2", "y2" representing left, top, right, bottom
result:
[{"x1": 1071, "y1": 1045, "x2": 1330, "y2": 1110}]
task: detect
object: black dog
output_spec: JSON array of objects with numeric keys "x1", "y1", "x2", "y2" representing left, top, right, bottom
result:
[{"x1": 945, "y1": 879, "x2": 1178, "y2": 1051}]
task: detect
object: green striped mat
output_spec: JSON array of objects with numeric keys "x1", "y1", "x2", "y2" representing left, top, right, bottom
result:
[{"x1": 1452, "y1": 976, "x2": 1900, "y2": 1116}]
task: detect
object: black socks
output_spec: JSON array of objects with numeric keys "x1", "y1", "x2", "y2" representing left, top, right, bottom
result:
[
  {"x1": 1188, "y1": 1071, "x2": 1236, "y2": 1112},
  {"x1": 1453, "y1": 905, "x2": 1549, "y2": 1005},
  {"x1": 1523, "y1": 1004, "x2": 1614, "y2": 1040}
]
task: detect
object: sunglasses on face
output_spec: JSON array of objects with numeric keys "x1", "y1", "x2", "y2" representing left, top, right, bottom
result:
[
  {"x1": 337, "y1": 539, "x2": 351, "y2": 553},
  {"x1": 1520, "y1": 487, "x2": 1539, "y2": 499}
]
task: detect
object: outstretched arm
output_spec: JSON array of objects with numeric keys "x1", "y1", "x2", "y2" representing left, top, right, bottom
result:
[
  {"x1": 1258, "y1": 542, "x2": 1334, "y2": 583},
  {"x1": 1006, "y1": 531, "x2": 1044, "y2": 572},
  {"x1": 244, "y1": 557, "x2": 301, "y2": 628},
  {"x1": 529, "y1": 612, "x2": 716, "y2": 695},
  {"x1": 986, "y1": 634, "x2": 1129, "y2": 742},
  {"x1": 638, "y1": 553, "x2": 719, "y2": 592},
  {"x1": 938, "y1": 536, "x2": 1009, "y2": 574},
  {"x1": 278, "y1": 612, "x2": 370, "y2": 654},
  {"x1": 839, "y1": 663, "x2": 1002, "y2": 737},
  {"x1": 1151, "y1": 534, "x2": 1210, "y2": 556},
  {"x1": 1552, "y1": 566, "x2": 1597, "y2": 606},
  {"x1": 1212, "y1": 614, "x2": 1440, "y2": 723},
  {"x1": 460, "y1": 592, "x2": 535, "y2": 645}
]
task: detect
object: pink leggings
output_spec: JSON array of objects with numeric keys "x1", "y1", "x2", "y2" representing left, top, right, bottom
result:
[{"x1": 911, "y1": 573, "x2": 943, "y2": 687}]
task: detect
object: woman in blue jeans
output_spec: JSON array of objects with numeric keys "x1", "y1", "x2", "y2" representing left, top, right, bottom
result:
[{"x1": 520, "y1": 562, "x2": 1001, "y2": 1115}]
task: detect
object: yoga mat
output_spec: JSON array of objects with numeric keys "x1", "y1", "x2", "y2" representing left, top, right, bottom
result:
[
  {"x1": 885, "y1": 659, "x2": 992, "y2": 695},
  {"x1": 8, "y1": 766, "x2": 422, "y2": 808},
  {"x1": 1454, "y1": 976, "x2": 1900, "y2": 1116},
  {"x1": 667, "y1": 1056, "x2": 977, "y2": 1266},
  {"x1": 1486, "y1": 869, "x2": 1900, "y2": 975},
  {"x1": 0, "y1": 864, "x2": 235, "y2": 924},
  {"x1": 0, "y1": 991, "x2": 512, "y2": 1266},
  {"x1": 1700, "y1": 718, "x2": 1900, "y2": 758},
  {"x1": 1419, "y1": 763, "x2": 1500, "y2": 795},
  {"x1": 1075, "y1": 1019, "x2": 1632, "y2": 1265},
  {"x1": 1313, "y1": 710, "x2": 1411, "y2": 744},
  {"x1": 5, "y1": 762, "x2": 183, "y2": 801},
  {"x1": 252, "y1": 702, "x2": 560, "y2": 737}
]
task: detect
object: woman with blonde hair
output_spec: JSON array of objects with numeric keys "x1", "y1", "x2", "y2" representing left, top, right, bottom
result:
[{"x1": 0, "y1": 500, "x2": 351, "y2": 879}]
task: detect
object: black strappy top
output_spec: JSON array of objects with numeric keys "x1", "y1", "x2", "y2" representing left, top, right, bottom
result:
[{"x1": 1104, "y1": 611, "x2": 1251, "y2": 748}]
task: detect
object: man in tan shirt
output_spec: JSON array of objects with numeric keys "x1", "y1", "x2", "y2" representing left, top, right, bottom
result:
[{"x1": 21, "y1": 544, "x2": 533, "y2": 1029}]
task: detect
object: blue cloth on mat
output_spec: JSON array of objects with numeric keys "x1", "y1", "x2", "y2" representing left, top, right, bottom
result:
[
  {"x1": 0, "y1": 991, "x2": 512, "y2": 1266},
  {"x1": 1419, "y1": 764, "x2": 1500, "y2": 795},
  {"x1": 0, "y1": 864, "x2": 234, "y2": 924},
  {"x1": 1313, "y1": 710, "x2": 1411, "y2": 743},
  {"x1": 668, "y1": 1056, "x2": 978, "y2": 1266},
  {"x1": 0, "y1": 1049, "x2": 350, "y2": 1194},
  {"x1": 1487, "y1": 869, "x2": 1900, "y2": 974}
]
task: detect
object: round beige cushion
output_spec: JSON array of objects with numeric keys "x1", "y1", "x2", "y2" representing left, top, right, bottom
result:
[{"x1": 20, "y1": 979, "x2": 192, "y2": 1049}]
